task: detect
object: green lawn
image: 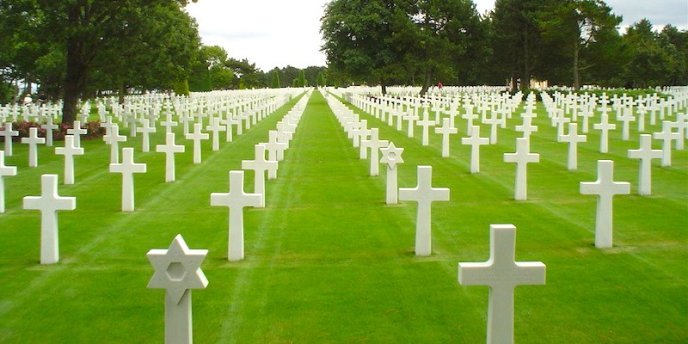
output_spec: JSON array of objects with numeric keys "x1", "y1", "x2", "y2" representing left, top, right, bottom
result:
[{"x1": 0, "y1": 90, "x2": 686, "y2": 343}]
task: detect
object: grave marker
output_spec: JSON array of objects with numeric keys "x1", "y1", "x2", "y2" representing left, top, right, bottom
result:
[
  {"x1": 459, "y1": 224, "x2": 546, "y2": 344},
  {"x1": 461, "y1": 125, "x2": 490, "y2": 173},
  {"x1": 653, "y1": 120, "x2": 680, "y2": 167},
  {"x1": 21, "y1": 127, "x2": 46, "y2": 167},
  {"x1": 628, "y1": 134, "x2": 662, "y2": 196},
  {"x1": 55, "y1": 135, "x2": 84, "y2": 185},
  {"x1": 23, "y1": 174, "x2": 76, "y2": 264},
  {"x1": 435, "y1": 118, "x2": 458, "y2": 157},
  {"x1": 156, "y1": 133, "x2": 186, "y2": 182},
  {"x1": 503, "y1": 137, "x2": 540, "y2": 201},
  {"x1": 103, "y1": 124, "x2": 127, "y2": 164},
  {"x1": 110, "y1": 147, "x2": 147, "y2": 212},
  {"x1": 399, "y1": 166, "x2": 450, "y2": 256},
  {"x1": 147, "y1": 234, "x2": 208, "y2": 344},
  {"x1": 360, "y1": 128, "x2": 389, "y2": 176},
  {"x1": 380, "y1": 142, "x2": 404, "y2": 204},
  {"x1": 137, "y1": 118, "x2": 157, "y2": 153},
  {"x1": 558, "y1": 123, "x2": 587, "y2": 170},
  {"x1": 241, "y1": 144, "x2": 277, "y2": 208},
  {"x1": 0, "y1": 151, "x2": 17, "y2": 213},
  {"x1": 210, "y1": 170, "x2": 262, "y2": 261},
  {"x1": 186, "y1": 123, "x2": 209, "y2": 164},
  {"x1": 66, "y1": 121, "x2": 88, "y2": 148},
  {"x1": 40, "y1": 117, "x2": 58, "y2": 147},
  {"x1": 1, "y1": 122, "x2": 19, "y2": 156},
  {"x1": 580, "y1": 160, "x2": 630, "y2": 248}
]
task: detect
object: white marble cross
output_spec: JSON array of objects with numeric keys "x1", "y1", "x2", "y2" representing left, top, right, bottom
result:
[
  {"x1": 653, "y1": 120, "x2": 680, "y2": 167},
  {"x1": 66, "y1": 121, "x2": 88, "y2": 148},
  {"x1": 673, "y1": 113, "x2": 686, "y2": 150},
  {"x1": 417, "y1": 106, "x2": 435, "y2": 146},
  {"x1": 628, "y1": 134, "x2": 662, "y2": 196},
  {"x1": 361, "y1": 128, "x2": 389, "y2": 176},
  {"x1": 21, "y1": 127, "x2": 46, "y2": 167},
  {"x1": 210, "y1": 170, "x2": 262, "y2": 261},
  {"x1": 399, "y1": 166, "x2": 450, "y2": 256},
  {"x1": 205, "y1": 117, "x2": 226, "y2": 152},
  {"x1": 435, "y1": 118, "x2": 457, "y2": 157},
  {"x1": 618, "y1": 109, "x2": 635, "y2": 141},
  {"x1": 459, "y1": 224, "x2": 546, "y2": 344},
  {"x1": 156, "y1": 133, "x2": 186, "y2": 182},
  {"x1": 101, "y1": 116, "x2": 115, "y2": 136},
  {"x1": 380, "y1": 142, "x2": 404, "y2": 204},
  {"x1": 241, "y1": 144, "x2": 277, "y2": 208},
  {"x1": 147, "y1": 234, "x2": 208, "y2": 344},
  {"x1": 462, "y1": 125, "x2": 490, "y2": 174},
  {"x1": 103, "y1": 123, "x2": 127, "y2": 164},
  {"x1": 160, "y1": 112, "x2": 178, "y2": 135},
  {"x1": 40, "y1": 117, "x2": 58, "y2": 147},
  {"x1": 55, "y1": 135, "x2": 84, "y2": 185},
  {"x1": 110, "y1": 147, "x2": 147, "y2": 212},
  {"x1": 403, "y1": 111, "x2": 418, "y2": 138},
  {"x1": 558, "y1": 123, "x2": 587, "y2": 170},
  {"x1": 137, "y1": 118, "x2": 157, "y2": 153},
  {"x1": 593, "y1": 113, "x2": 616, "y2": 153},
  {"x1": 504, "y1": 137, "x2": 540, "y2": 201},
  {"x1": 1, "y1": 122, "x2": 19, "y2": 156},
  {"x1": 23, "y1": 174, "x2": 76, "y2": 264},
  {"x1": 0, "y1": 151, "x2": 17, "y2": 213},
  {"x1": 515, "y1": 116, "x2": 538, "y2": 140},
  {"x1": 186, "y1": 123, "x2": 209, "y2": 164},
  {"x1": 580, "y1": 160, "x2": 630, "y2": 248}
]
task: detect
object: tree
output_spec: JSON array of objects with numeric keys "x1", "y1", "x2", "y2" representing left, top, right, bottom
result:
[
  {"x1": 538, "y1": 0, "x2": 621, "y2": 90},
  {"x1": 7, "y1": 0, "x2": 197, "y2": 123},
  {"x1": 621, "y1": 19, "x2": 675, "y2": 88},
  {"x1": 321, "y1": 0, "x2": 405, "y2": 93},
  {"x1": 271, "y1": 69, "x2": 281, "y2": 88}
]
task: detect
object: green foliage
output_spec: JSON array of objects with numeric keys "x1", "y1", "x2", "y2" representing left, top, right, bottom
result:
[
  {"x1": 172, "y1": 79, "x2": 190, "y2": 96},
  {"x1": 271, "y1": 70, "x2": 281, "y2": 88}
]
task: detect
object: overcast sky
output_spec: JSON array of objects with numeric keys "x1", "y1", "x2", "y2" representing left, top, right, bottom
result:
[{"x1": 186, "y1": 0, "x2": 688, "y2": 71}]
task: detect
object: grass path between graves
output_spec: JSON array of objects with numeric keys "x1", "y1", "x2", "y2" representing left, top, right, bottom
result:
[{"x1": 0, "y1": 90, "x2": 686, "y2": 343}]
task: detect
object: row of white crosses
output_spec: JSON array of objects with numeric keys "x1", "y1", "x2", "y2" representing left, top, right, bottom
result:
[
  {"x1": 323, "y1": 90, "x2": 545, "y2": 344},
  {"x1": 144, "y1": 90, "x2": 309, "y2": 344},
  {"x1": 211, "y1": 91, "x2": 311, "y2": 262}
]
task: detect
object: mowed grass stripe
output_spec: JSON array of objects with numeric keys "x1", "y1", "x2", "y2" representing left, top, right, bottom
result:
[{"x1": 332, "y1": 93, "x2": 687, "y2": 342}]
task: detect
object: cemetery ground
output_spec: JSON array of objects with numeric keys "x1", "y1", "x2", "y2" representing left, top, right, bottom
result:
[{"x1": 0, "y1": 90, "x2": 686, "y2": 343}]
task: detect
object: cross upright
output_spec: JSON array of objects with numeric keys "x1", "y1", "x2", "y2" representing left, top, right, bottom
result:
[
  {"x1": 1, "y1": 122, "x2": 19, "y2": 156},
  {"x1": 628, "y1": 134, "x2": 662, "y2": 196},
  {"x1": 417, "y1": 106, "x2": 435, "y2": 146},
  {"x1": 653, "y1": 120, "x2": 680, "y2": 167},
  {"x1": 403, "y1": 111, "x2": 419, "y2": 138},
  {"x1": 459, "y1": 224, "x2": 546, "y2": 344},
  {"x1": 558, "y1": 122, "x2": 587, "y2": 170},
  {"x1": 110, "y1": 147, "x2": 147, "y2": 212},
  {"x1": 484, "y1": 111, "x2": 502, "y2": 144},
  {"x1": 242, "y1": 144, "x2": 277, "y2": 208},
  {"x1": 136, "y1": 118, "x2": 157, "y2": 153},
  {"x1": 462, "y1": 125, "x2": 490, "y2": 173},
  {"x1": 55, "y1": 135, "x2": 85, "y2": 185},
  {"x1": 21, "y1": 127, "x2": 46, "y2": 167},
  {"x1": 593, "y1": 113, "x2": 616, "y2": 153},
  {"x1": 67, "y1": 121, "x2": 88, "y2": 148},
  {"x1": 618, "y1": 108, "x2": 635, "y2": 141},
  {"x1": 23, "y1": 174, "x2": 76, "y2": 264},
  {"x1": 515, "y1": 116, "x2": 538, "y2": 140},
  {"x1": 220, "y1": 115, "x2": 234, "y2": 143},
  {"x1": 156, "y1": 133, "x2": 186, "y2": 182},
  {"x1": 40, "y1": 116, "x2": 58, "y2": 146},
  {"x1": 185, "y1": 123, "x2": 209, "y2": 164},
  {"x1": 360, "y1": 128, "x2": 389, "y2": 176},
  {"x1": 673, "y1": 113, "x2": 687, "y2": 150},
  {"x1": 160, "y1": 112, "x2": 178, "y2": 134},
  {"x1": 435, "y1": 118, "x2": 458, "y2": 157},
  {"x1": 504, "y1": 137, "x2": 540, "y2": 201},
  {"x1": 100, "y1": 116, "x2": 115, "y2": 136},
  {"x1": 103, "y1": 123, "x2": 127, "y2": 164},
  {"x1": 206, "y1": 116, "x2": 226, "y2": 152},
  {"x1": 210, "y1": 170, "x2": 262, "y2": 261},
  {"x1": 580, "y1": 160, "x2": 631, "y2": 248},
  {"x1": 462, "y1": 104, "x2": 478, "y2": 135},
  {"x1": 0, "y1": 151, "x2": 17, "y2": 213},
  {"x1": 399, "y1": 165, "x2": 450, "y2": 256},
  {"x1": 265, "y1": 130, "x2": 288, "y2": 164}
]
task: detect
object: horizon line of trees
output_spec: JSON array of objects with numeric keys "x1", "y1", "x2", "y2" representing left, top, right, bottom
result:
[{"x1": 320, "y1": 0, "x2": 688, "y2": 95}]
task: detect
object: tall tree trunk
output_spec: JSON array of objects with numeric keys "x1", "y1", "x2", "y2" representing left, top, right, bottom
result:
[
  {"x1": 419, "y1": 68, "x2": 432, "y2": 96},
  {"x1": 62, "y1": 6, "x2": 89, "y2": 125},
  {"x1": 573, "y1": 41, "x2": 580, "y2": 91},
  {"x1": 521, "y1": 27, "x2": 531, "y2": 93}
]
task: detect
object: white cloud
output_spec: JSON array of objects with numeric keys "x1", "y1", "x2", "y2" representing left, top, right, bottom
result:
[{"x1": 186, "y1": 0, "x2": 329, "y2": 71}]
